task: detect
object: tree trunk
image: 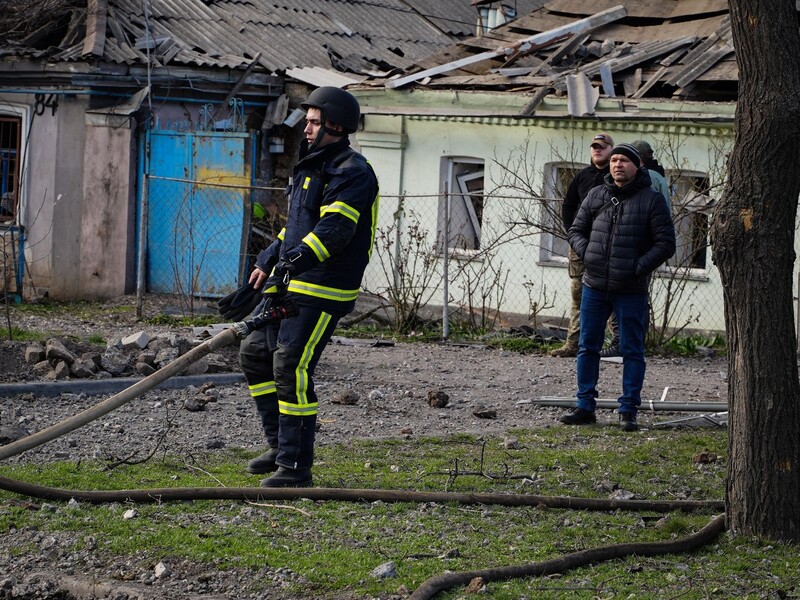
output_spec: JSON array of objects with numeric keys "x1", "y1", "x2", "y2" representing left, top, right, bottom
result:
[{"x1": 711, "y1": 0, "x2": 800, "y2": 541}]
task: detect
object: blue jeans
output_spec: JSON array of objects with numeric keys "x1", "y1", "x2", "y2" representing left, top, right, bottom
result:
[{"x1": 575, "y1": 285, "x2": 648, "y2": 416}]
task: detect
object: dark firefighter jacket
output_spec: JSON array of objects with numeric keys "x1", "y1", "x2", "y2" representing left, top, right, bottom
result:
[
  {"x1": 567, "y1": 168, "x2": 675, "y2": 295},
  {"x1": 255, "y1": 138, "x2": 380, "y2": 315}
]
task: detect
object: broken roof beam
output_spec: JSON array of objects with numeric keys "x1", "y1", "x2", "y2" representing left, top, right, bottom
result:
[
  {"x1": 82, "y1": 0, "x2": 108, "y2": 57},
  {"x1": 385, "y1": 5, "x2": 627, "y2": 89},
  {"x1": 555, "y1": 36, "x2": 697, "y2": 93}
]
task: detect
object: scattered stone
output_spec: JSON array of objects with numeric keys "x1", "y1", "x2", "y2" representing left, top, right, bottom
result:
[
  {"x1": 368, "y1": 389, "x2": 384, "y2": 402},
  {"x1": 206, "y1": 439, "x2": 225, "y2": 449},
  {"x1": 123, "y1": 509, "x2": 138, "y2": 520},
  {"x1": 370, "y1": 561, "x2": 397, "y2": 580},
  {"x1": 70, "y1": 358, "x2": 98, "y2": 378},
  {"x1": 122, "y1": 331, "x2": 150, "y2": 350},
  {"x1": 52, "y1": 361, "x2": 70, "y2": 380},
  {"x1": 502, "y1": 437, "x2": 519, "y2": 449},
  {"x1": 183, "y1": 397, "x2": 207, "y2": 412},
  {"x1": 332, "y1": 390, "x2": 360, "y2": 405},
  {"x1": 135, "y1": 362, "x2": 157, "y2": 376},
  {"x1": 465, "y1": 576, "x2": 486, "y2": 593},
  {"x1": 137, "y1": 350, "x2": 157, "y2": 366},
  {"x1": 427, "y1": 389, "x2": 449, "y2": 408},
  {"x1": 609, "y1": 489, "x2": 636, "y2": 500},
  {"x1": 472, "y1": 405, "x2": 497, "y2": 419},
  {"x1": 0, "y1": 425, "x2": 30, "y2": 445},
  {"x1": 24, "y1": 345, "x2": 44, "y2": 365},
  {"x1": 154, "y1": 561, "x2": 170, "y2": 578},
  {"x1": 692, "y1": 451, "x2": 718, "y2": 464},
  {"x1": 45, "y1": 339, "x2": 75, "y2": 366}
]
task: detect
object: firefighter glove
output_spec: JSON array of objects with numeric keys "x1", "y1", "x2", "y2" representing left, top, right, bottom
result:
[{"x1": 217, "y1": 281, "x2": 262, "y2": 322}]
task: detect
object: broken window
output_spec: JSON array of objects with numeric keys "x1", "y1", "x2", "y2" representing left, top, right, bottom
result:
[
  {"x1": 666, "y1": 171, "x2": 711, "y2": 271},
  {"x1": 0, "y1": 116, "x2": 20, "y2": 222},
  {"x1": 540, "y1": 161, "x2": 582, "y2": 263},
  {"x1": 439, "y1": 157, "x2": 484, "y2": 253}
]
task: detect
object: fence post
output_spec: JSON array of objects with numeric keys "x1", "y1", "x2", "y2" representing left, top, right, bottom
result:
[
  {"x1": 136, "y1": 172, "x2": 149, "y2": 319},
  {"x1": 442, "y1": 183, "x2": 450, "y2": 340}
]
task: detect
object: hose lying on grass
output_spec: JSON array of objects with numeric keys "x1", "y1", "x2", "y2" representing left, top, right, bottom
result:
[{"x1": 408, "y1": 514, "x2": 726, "y2": 600}]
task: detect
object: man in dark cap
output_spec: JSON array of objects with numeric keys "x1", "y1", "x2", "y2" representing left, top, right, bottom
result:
[
  {"x1": 549, "y1": 131, "x2": 615, "y2": 358},
  {"x1": 559, "y1": 143, "x2": 675, "y2": 432}
]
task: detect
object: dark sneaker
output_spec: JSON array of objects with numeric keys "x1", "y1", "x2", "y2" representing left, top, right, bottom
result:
[
  {"x1": 260, "y1": 467, "x2": 313, "y2": 488},
  {"x1": 599, "y1": 344, "x2": 621, "y2": 358},
  {"x1": 549, "y1": 343, "x2": 578, "y2": 358},
  {"x1": 559, "y1": 408, "x2": 596, "y2": 425},
  {"x1": 619, "y1": 412, "x2": 638, "y2": 432},
  {"x1": 247, "y1": 448, "x2": 279, "y2": 474}
]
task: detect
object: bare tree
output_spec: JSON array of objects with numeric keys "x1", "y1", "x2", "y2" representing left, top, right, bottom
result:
[{"x1": 711, "y1": 0, "x2": 800, "y2": 541}]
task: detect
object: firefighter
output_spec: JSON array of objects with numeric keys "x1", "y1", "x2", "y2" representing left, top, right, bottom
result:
[{"x1": 239, "y1": 87, "x2": 379, "y2": 487}]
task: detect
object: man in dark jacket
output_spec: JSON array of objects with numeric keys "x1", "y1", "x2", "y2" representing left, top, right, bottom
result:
[
  {"x1": 560, "y1": 143, "x2": 675, "y2": 431},
  {"x1": 238, "y1": 87, "x2": 380, "y2": 487},
  {"x1": 549, "y1": 132, "x2": 614, "y2": 357}
]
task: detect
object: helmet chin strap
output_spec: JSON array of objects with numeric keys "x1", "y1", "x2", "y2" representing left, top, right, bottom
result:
[{"x1": 308, "y1": 110, "x2": 345, "y2": 152}]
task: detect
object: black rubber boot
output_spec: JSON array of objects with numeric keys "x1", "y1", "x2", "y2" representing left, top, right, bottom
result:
[
  {"x1": 260, "y1": 466, "x2": 313, "y2": 488},
  {"x1": 276, "y1": 414, "x2": 316, "y2": 471},
  {"x1": 247, "y1": 448, "x2": 279, "y2": 474}
]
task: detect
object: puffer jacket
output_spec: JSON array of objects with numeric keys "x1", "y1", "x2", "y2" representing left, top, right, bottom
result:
[
  {"x1": 255, "y1": 138, "x2": 380, "y2": 315},
  {"x1": 567, "y1": 169, "x2": 675, "y2": 294}
]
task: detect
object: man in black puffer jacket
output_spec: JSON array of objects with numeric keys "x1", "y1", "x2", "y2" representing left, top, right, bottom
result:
[{"x1": 560, "y1": 143, "x2": 675, "y2": 431}]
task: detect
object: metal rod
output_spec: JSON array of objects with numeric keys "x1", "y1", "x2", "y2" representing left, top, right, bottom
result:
[{"x1": 533, "y1": 397, "x2": 727, "y2": 412}]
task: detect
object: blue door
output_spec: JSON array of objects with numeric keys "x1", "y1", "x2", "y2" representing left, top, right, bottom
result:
[{"x1": 145, "y1": 130, "x2": 252, "y2": 297}]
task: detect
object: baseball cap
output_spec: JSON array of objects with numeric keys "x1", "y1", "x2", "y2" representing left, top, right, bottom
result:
[{"x1": 590, "y1": 132, "x2": 614, "y2": 149}]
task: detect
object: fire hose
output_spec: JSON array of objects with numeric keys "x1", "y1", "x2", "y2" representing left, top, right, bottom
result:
[{"x1": 0, "y1": 303, "x2": 726, "y2": 599}]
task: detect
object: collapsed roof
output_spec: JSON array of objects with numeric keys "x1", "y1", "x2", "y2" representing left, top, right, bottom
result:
[
  {"x1": 0, "y1": 0, "x2": 544, "y2": 77},
  {"x1": 362, "y1": 0, "x2": 783, "y2": 104}
]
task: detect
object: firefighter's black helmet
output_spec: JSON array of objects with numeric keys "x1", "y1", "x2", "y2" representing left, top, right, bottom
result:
[{"x1": 301, "y1": 86, "x2": 360, "y2": 133}]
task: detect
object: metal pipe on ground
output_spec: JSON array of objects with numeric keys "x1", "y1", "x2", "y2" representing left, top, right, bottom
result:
[{"x1": 532, "y1": 397, "x2": 727, "y2": 412}]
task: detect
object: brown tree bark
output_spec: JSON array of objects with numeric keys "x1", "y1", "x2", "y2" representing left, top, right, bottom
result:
[{"x1": 711, "y1": 0, "x2": 800, "y2": 541}]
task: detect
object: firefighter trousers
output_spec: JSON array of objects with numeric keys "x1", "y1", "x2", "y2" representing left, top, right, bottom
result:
[{"x1": 239, "y1": 303, "x2": 340, "y2": 470}]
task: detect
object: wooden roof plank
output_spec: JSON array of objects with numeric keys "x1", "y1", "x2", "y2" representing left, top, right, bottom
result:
[
  {"x1": 385, "y1": 5, "x2": 627, "y2": 89},
  {"x1": 577, "y1": 37, "x2": 695, "y2": 80},
  {"x1": 668, "y1": 0, "x2": 728, "y2": 18},
  {"x1": 544, "y1": 0, "x2": 677, "y2": 19}
]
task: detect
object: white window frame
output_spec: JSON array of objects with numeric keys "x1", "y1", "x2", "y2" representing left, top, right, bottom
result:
[
  {"x1": 662, "y1": 170, "x2": 712, "y2": 277},
  {"x1": 540, "y1": 161, "x2": 584, "y2": 264},
  {"x1": 439, "y1": 156, "x2": 485, "y2": 257}
]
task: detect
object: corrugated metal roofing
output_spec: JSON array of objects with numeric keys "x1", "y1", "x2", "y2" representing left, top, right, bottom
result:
[
  {"x1": 364, "y1": 0, "x2": 753, "y2": 102},
  {"x1": 1, "y1": 0, "x2": 484, "y2": 76}
]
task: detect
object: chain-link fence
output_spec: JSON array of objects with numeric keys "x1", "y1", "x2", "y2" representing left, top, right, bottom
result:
[
  {"x1": 140, "y1": 175, "x2": 725, "y2": 339},
  {"x1": 141, "y1": 175, "x2": 283, "y2": 304},
  {"x1": 363, "y1": 191, "x2": 726, "y2": 342}
]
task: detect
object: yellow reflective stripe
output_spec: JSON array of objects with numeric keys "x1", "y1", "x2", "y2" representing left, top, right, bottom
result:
[
  {"x1": 321, "y1": 201, "x2": 360, "y2": 224},
  {"x1": 288, "y1": 280, "x2": 359, "y2": 302},
  {"x1": 302, "y1": 232, "x2": 330, "y2": 261},
  {"x1": 368, "y1": 193, "x2": 380, "y2": 260},
  {"x1": 302, "y1": 176, "x2": 311, "y2": 190},
  {"x1": 248, "y1": 381, "x2": 276, "y2": 398},
  {"x1": 264, "y1": 285, "x2": 281, "y2": 294},
  {"x1": 277, "y1": 228, "x2": 285, "y2": 241},
  {"x1": 278, "y1": 312, "x2": 331, "y2": 416},
  {"x1": 279, "y1": 400, "x2": 318, "y2": 416}
]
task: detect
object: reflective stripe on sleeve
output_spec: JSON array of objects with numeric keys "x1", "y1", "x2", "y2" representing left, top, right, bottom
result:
[{"x1": 302, "y1": 232, "x2": 330, "y2": 261}]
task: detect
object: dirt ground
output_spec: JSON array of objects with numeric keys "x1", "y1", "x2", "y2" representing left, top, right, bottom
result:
[{"x1": 0, "y1": 295, "x2": 729, "y2": 599}]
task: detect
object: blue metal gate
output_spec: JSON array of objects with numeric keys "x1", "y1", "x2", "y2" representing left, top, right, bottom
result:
[{"x1": 145, "y1": 129, "x2": 252, "y2": 297}]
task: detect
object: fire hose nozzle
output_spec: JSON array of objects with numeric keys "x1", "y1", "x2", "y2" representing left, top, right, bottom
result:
[{"x1": 233, "y1": 300, "x2": 299, "y2": 338}]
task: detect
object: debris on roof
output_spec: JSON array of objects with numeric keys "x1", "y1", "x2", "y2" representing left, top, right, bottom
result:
[
  {"x1": 364, "y1": 0, "x2": 769, "y2": 103},
  {"x1": 0, "y1": 0, "x2": 486, "y2": 77}
]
